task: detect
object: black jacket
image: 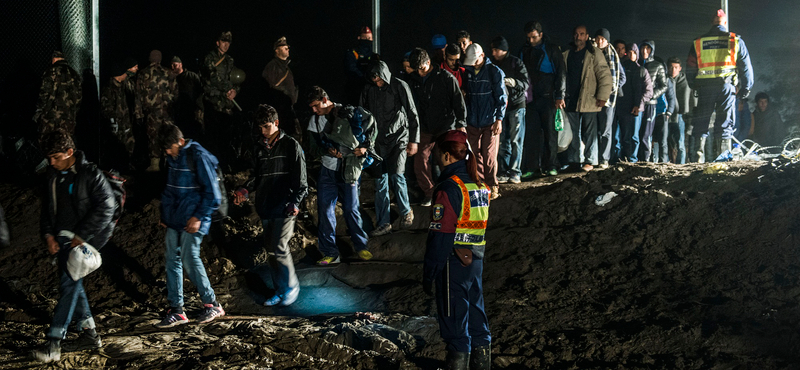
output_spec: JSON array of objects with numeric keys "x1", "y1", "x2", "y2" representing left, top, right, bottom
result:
[
  {"x1": 243, "y1": 131, "x2": 308, "y2": 219},
  {"x1": 640, "y1": 40, "x2": 667, "y2": 105},
  {"x1": 519, "y1": 37, "x2": 567, "y2": 100},
  {"x1": 617, "y1": 59, "x2": 654, "y2": 113},
  {"x1": 41, "y1": 151, "x2": 115, "y2": 248},
  {"x1": 492, "y1": 54, "x2": 530, "y2": 109},
  {"x1": 670, "y1": 72, "x2": 693, "y2": 116},
  {"x1": 360, "y1": 61, "x2": 420, "y2": 148},
  {"x1": 407, "y1": 65, "x2": 467, "y2": 136}
]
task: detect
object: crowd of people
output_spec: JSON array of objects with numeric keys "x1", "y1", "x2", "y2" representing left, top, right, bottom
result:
[{"x1": 16, "y1": 8, "x2": 790, "y2": 369}]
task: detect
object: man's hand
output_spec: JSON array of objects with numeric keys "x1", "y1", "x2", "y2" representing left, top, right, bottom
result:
[
  {"x1": 70, "y1": 236, "x2": 84, "y2": 248},
  {"x1": 327, "y1": 147, "x2": 343, "y2": 158},
  {"x1": 555, "y1": 99, "x2": 566, "y2": 109},
  {"x1": 285, "y1": 203, "x2": 300, "y2": 217},
  {"x1": 491, "y1": 119, "x2": 503, "y2": 136},
  {"x1": 185, "y1": 217, "x2": 201, "y2": 234},
  {"x1": 595, "y1": 99, "x2": 607, "y2": 108},
  {"x1": 353, "y1": 147, "x2": 367, "y2": 157},
  {"x1": 406, "y1": 143, "x2": 418, "y2": 156},
  {"x1": 226, "y1": 89, "x2": 237, "y2": 100},
  {"x1": 159, "y1": 222, "x2": 167, "y2": 228},
  {"x1": 457, "y1": 127, "x2": 467, "y2": 133},
  {"x1": 631, "y1": 106, "x2": 641, "y2": 115},
  {"x1": 504, "y1": 77, "x2": 516, "y2": 88},
  {"x1": 46, "y1": 235, "x2": 59, "y2": 255}
]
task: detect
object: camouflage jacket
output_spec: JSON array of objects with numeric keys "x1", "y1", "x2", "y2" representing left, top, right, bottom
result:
[
  {"x1": 101, "y1": 76, "x2": 143, "y2": 129},
  {"x1": 202, "y1": 49, "x2": 239, "y2": 113},
  {"x1": 137, "y1": 63, "x2": 177, "y2": 119},
  {"x1": 33, "y1": 60, "x2": 83, "y2": 128}
]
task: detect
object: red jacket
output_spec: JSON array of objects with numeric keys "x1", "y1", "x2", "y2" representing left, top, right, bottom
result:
[{"x1": 441, "y1": 62, "x2": 466, "y2": 88}]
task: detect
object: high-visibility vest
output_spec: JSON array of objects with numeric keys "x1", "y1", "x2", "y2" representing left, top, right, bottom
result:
[
  {"x1": 450, "y1": 175, "x2": 491, "y2": 247},
  {"x1": 695, "y1": 33, "x2": 739, "y2": 80}
]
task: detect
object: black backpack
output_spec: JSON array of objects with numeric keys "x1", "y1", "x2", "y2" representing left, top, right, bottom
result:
[
  {"x1": 102, "y1": 169, "x2": 127, "y2": 224},
  {"x1": 185, "y1": 147, "x2": 229, "y2": 222}
]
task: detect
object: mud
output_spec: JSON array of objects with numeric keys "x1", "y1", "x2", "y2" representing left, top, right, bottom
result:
[{"x1": 2, "y1": 160, "x2": 800, "y2": 369}]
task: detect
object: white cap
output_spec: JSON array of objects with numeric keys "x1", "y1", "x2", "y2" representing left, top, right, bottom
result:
[{"x1": 462, "y1": 43, "x2": 484, "y2": 66}]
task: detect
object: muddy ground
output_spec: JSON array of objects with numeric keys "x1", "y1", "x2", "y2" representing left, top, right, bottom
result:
[{"x1": 2, "y1": 159, "x2": 800, "y2": 369}]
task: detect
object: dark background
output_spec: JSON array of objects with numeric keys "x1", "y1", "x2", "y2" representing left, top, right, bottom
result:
[{"x1": 1, "y1": 0, "x2": 797, "y2": 141}]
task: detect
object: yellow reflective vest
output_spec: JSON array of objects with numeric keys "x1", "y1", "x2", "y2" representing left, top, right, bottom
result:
[
  {"x1": 449, "y1": 175, "x2": 491, "y2": 247},
  {"x1": 694, "y1": 33, "x2": 739, "y2": 80}
]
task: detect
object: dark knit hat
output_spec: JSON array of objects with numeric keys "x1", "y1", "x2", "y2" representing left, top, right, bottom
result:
[
  {"x1": 595, "y1": 28, "x2": 610, "y2": 42},
  {"x1": 431, "y1": 34, "x2": 447, "y2": 49},
  {"x1": 171, "y1": 56, "x2": 182, "y2": 64},
  {"x1": 149, "y1": 50, "x2": 162, "y2": 64},
  {"x1": 490, "y1": 36, "x2": 509, "y2": 52}
]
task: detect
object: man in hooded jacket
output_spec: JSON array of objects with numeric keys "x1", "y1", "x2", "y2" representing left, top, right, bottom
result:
[
  {"x1": 638, "y1": 39, "x2": 668, "y2": 162},
  {"x1": 361, "y1": 61, "x2": 420, "y2": 236}
]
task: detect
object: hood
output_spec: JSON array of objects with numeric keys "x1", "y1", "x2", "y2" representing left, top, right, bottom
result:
[
  {"x1": 639, "y1": 39, "x2": 656, "y2": 61},
  {"x1": 370, "y1": 60, "x2": 392, "y2": 85}
]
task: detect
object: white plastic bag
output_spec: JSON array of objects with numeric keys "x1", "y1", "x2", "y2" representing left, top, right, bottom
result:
[
  {"x1": 59, "y1": 230, "x2": 102, "y2": 281},
  {"x1": 557, "y1": 111, "x2": 572, "y2": 153}
]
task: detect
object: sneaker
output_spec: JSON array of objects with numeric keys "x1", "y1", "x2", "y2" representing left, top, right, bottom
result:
[
  {"x1": 263, "y1": 285, "x2": 301, "y2": 307},
  {"x1": 370, "y1": 223, "x2": 392, "y2": 237},
  {"x1": 581, "y1": 164, "x2": 594, "y2": 172},
  {"x1": 508, "y1": 176, "x2": 521, "y2": 184},
  {"x1": 490, "y1": 186, "x2": 501, "y2": 200},
  {"x1": 31, "y1": 340, "x2": 61, "y2": 363},
  {"x1": 497, "y1": 175, "x2": 510, "y2": 184},
  {"x1": 521, "y1": 171, "x2": 536, "y2": 180},
  {"x1": 357, "y1": 250, "x2": 373, "y2": 261},
  {"x1": 547, "y1": 169, "x2": 558, "y2": 176},
  {"x1": 155, "y1": 309, "x2": 189, "y2": 328},
  {"x1": 64, "y1": 330, "x2": 102, "y2": 351},
  {"x1": 317, "y1": 256, "x2": 341, "y2": 266},
  {"x1": 420, "y1": 198, "x2": 432, "y2": 207},
  {"x1": 197, "y1": 303, "x2": 225, "y2": 324},
  {"x1": 598, "y1": 161, "x2": 609, "y2": 169},
  {"x1": 401, "y1": 211, "x2": 414, "y2": 229}
]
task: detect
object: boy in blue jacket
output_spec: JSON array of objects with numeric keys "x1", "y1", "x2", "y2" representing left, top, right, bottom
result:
[{"x1": 156, "y1": 123, "x2": 225, "y2": 327}]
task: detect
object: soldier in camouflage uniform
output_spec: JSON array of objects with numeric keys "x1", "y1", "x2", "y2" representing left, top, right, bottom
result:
[
  {"x1": 33, "y1": 51, "x2": 83, "y2": 137},
  {"x1": 138, "y1": 50, "x2": 177, "y2": 171},
  {"x1": 171, "y1": 56, "x2": 205, "y2": 142},
  {"x1": 202, "y1": 31, "x2": 240, "y2": 166},
  {"x1": 100, "y1": 58, "x2": 142, "y2": 168}
]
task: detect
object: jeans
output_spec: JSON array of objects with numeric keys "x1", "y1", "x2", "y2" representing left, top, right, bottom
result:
[
  {"x1": 598, "y1": 106, "x2": 616, "y2": 163},
  {"x1": 619, "y1": 111, "x2": 643, "y2": 163},
  {"x1": 565, "y1": 111, "x2": 599, "y2": 165},
  {"x1": 652, "y1": 114, "x2": 670, "y2": 163},
  {"x1": 435, "y1": 255, "x2": 491, "y2": 353},
  {"x1": 48, "y1": 258, "x2": 95, "y2": 340},
  {"x1": 317, "y1": 167, "x2": 368, "y2": 258},
  {"x1": 669, "y1": 114, "x2": 687, "y2": 164},
  {"x1": 165, "y1": 228, "x2": 216, "y2": 308},
  {"x1": 467, "y1": 125, "x2": 500, "y2": 187},
  {"x1": 638, "y1": 104, "x2": 657, "y2": 162},
  {"x1": 262, "y1": 218, "x2": 299, "y2": 295},
  {"x1": 375, "y1": 173, "x2": 411, "y2": 227},
  {"x1": 498, "y1": 107, "x2": 526, "y2": 178}
]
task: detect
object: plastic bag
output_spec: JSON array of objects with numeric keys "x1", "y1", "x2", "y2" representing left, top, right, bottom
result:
[
  {"x1": 59, "y1": 231, "x2": 102, "y2": 281},
  {"x1": 557, "y1": 110, "x2": 572, "y2": 153}
]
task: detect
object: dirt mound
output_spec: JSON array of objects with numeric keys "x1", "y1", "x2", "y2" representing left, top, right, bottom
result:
[{"x1": 2, "y1": 160, "x2": 800, "y2": 368}]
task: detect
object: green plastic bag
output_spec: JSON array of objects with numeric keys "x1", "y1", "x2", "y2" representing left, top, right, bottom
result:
[{"x1": 555, "y1": 108, "x2": 564, "y2": 132}]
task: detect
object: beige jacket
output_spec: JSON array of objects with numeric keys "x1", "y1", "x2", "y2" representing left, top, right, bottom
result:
[{"x1": 563, "y1": 45, "x2": 613, "y2": 113}]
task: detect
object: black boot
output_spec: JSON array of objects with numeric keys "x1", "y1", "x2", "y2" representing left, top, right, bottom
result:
[
  {"x1": 446, "y1": 351, "x2": 470, "y2": 370},
  {"x1": 470, "y1": 344, "x2": 491, "y2": 370}
]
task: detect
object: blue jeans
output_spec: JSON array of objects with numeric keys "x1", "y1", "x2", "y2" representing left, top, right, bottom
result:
[
  {"x1": 565, "y1": 112, "x2": 599, "y2": 165},
  {"x1": 375, "y1": 173, "x2": 411, "y2": 227},
  {"x1": 619, "y1": 111, "x2": 643, "y2": 163},
  {"x1": 498, "y1": 107, "x2": 526, "y2": 177},
  {"x1": 48, "y1": 246, "x2": 95, "y2": 340},
  {"x1": 652, "y1": 114, "x2": 670, "y2": 163},
  {"x1": 165, "y1": 228, "x2": 216, "y2": 308},
  {"x1": 318, "y1": 167, "x2": 368, "y2": 257},
  {"x1": 669, "y1": 114, "x2": 687, "y2": 164},
  {"x1": 598, "y1": 106, "x2": 616, "y2": 162},
  {"x1": 262, "y1": 218, "x2": 298, "y2": 295}
]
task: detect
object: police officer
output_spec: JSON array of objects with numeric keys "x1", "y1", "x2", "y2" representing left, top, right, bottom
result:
[
  {"x1": 33, "y1": 51, "x2": 83, "y2": 137},
  {"x1": 424, "y1": 130, "x2": 491, "y2": 370},
  {"x1": 686, "y1": 9, "x2": 753, "y2": 161}
]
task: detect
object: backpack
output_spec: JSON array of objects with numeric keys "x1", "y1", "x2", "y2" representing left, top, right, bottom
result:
[
  {"x1": 102, "y1": 169, "x2": 127, "y2": 224},
  {"x1": 185, "y1": 147, "x2": 229, "y2": 222}
]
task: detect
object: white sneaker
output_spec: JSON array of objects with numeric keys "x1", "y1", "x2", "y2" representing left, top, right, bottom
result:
[
  {"x1": 370, "y1": 223, "x2": 392, "y2": 237},
  {"x1": 401, "y1": 211, "x2": 414, "y2": 229}
]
